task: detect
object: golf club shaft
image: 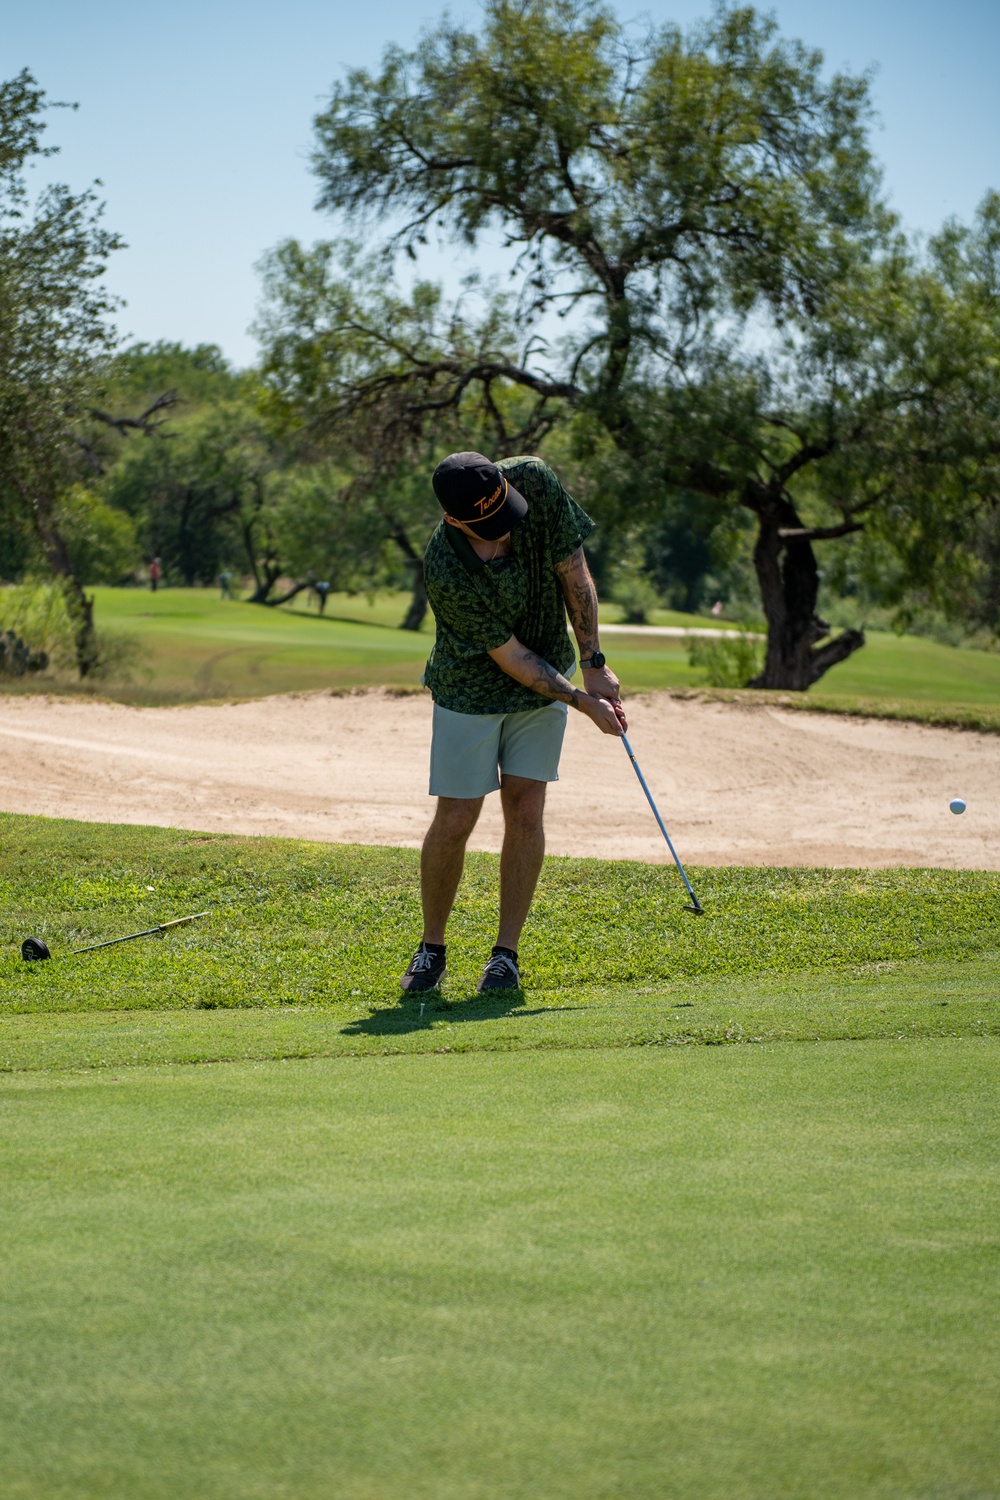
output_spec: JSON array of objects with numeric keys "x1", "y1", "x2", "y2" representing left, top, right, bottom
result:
[
  {"x1": 620, "y1": 734, "x2": 703, "y2": 912},
  {"x1": 72, "y1": 912, "x2": 208, "y2": 955}
]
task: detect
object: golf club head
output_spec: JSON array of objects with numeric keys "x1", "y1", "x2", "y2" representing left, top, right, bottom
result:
[
  {"x1": 684, "y1": 902, "x2": 705, "y2": 917},
  {"x1": 21, "y1": 937, "x2": 51, "y2": 962}
]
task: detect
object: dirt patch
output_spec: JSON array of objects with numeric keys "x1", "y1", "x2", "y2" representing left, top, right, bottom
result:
[{"x1": 0, "y1": 689, "x2": 995, "y2": 867}]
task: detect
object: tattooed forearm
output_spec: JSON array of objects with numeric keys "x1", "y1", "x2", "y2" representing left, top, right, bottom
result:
[
  {"x1": 488, "y1": 632, "x2": 624, "y2": 733},
  {"x1": 555, "y1": 548, "x2": 599, "y2": 656},
  {"x1": 488, "y1": 634, "x2": 586, "y2": 708},
  {"x1": 522, "y1": 648, "x2": 585, "y2": 708}
]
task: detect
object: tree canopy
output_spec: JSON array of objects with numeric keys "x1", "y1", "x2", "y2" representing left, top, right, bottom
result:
[
  {"x1": 0, "y1": 70, "x2": 125, "y2": 672},
  {"x1": 313, "y1": 0, "x2": 887, "y2": 414},
  {"x1": 4, "y1": 10, "x2": 997, "y2": 686},
  {"x1": 279, "y1": 0, "x2": 1000, "y2": 683}
]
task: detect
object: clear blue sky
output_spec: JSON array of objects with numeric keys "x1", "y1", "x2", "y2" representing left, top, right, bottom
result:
[{"x1": 4, "y1": 0, "x2": 998, "y2": 366}]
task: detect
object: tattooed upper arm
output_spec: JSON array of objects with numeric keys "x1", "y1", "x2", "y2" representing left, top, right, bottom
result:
[
  {"x1": 556, "y1": 548, "x2": 599, "y2": 652},
  {"x1": 554, "y1": 547, "x2": 586, "y2": 579}
]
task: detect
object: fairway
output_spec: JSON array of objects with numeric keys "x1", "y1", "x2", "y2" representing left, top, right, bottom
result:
[
  {"x1": 1, "y1": 815, "x2": 998, "y2": 1497},
  {"x1": 11, "y1": 587, "x2": 1000, "y2": 714},
  {"x1": 84, "y1": 586, "x2": 434, "y2": 701},
  {"x1": 1, "y1": 1042, "x2": 997, "y2": 1500}
]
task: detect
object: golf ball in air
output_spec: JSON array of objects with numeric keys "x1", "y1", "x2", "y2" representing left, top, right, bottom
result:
[{"x1": 949, "y1": 798, "x2": 967, "y2": 815}]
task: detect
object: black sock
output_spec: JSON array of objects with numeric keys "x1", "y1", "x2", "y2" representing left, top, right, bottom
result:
[
  {"x1": 492, "y1": 945, "x2": 518, "y2": 963},
  {"x1": 421, "y1": 941, "x2": 446, "y2": 954}
]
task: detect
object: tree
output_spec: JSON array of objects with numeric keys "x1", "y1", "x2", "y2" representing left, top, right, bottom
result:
[
  {"x1": 101, "y1": 381, "x2": 382, "y2": 607},
  {"x1": 103, "y1": 404, "x2": 277, "y2": 592},
  {"x1": 109, "y1": 341, "x2": 244, "y2": 411},
  {"x1": 269, "y1": 461, "x2": 442, "y2": 625},
  {"x1": 0, "y1": 71, "x2": 125, "y2": 675},
  {"x1": 301, "y1": 0, "x2": 904, "y2": 679},
  {"x1": 256, "y1": 240, "x2": 564, "y2": 627},
  {"x1": 98, "y1": 344, "x2": 314, "y2": 601},
  {"x1": 57, "y1": 484, "x2": 140, "y2": 583},
  {"x1": 726, "y1": 193, "x2": 1000, "y2": 684},
  {"x1": 868, "y1": 192, "x2": 1000, "y2": 636}
]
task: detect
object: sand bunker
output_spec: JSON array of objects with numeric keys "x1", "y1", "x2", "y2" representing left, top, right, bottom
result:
[{"x1": 0, "y1": 690, "x2": 996, "y2": 868}]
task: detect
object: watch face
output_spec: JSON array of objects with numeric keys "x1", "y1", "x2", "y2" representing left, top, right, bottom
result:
[{"x1": 584, "y1": 651, "x2": 606, "y2": 669}]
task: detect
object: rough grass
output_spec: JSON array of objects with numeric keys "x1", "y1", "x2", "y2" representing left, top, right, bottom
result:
[
  {"x1": 1, "y1": 814, "x2": 997, "y2": 1071},
  {"x1": 1, "y1": 1040, "x2": 997, "y2": 1500}
]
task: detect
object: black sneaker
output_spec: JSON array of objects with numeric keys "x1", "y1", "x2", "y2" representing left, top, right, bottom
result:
[
  {"x1": 400, "y1": 945, "x2": 447, "y2": 993},
  {"x1": 476, "y1": 949, "x2": 521, "y2": 993}
]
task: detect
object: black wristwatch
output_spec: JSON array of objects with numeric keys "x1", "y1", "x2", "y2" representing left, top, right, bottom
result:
[{"x1": 579, "y1": 651, "x2": 606, "y2": 670}]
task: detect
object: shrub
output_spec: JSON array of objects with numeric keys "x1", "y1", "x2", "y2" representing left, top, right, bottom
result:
[
  {"x1": 0, "y1": 579, "x2": 144, "y2": 682},
  {"x1": 610, "y1": 568, "x2": 661, "y2": 625},
  {"x1": 687, "y1": 627, "x2": 765, "y2": 687},
  {"x1": 0, "y1": 580, "x2": 76, "y2": 670}
]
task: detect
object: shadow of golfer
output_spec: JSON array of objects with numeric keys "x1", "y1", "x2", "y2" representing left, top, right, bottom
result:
[{"x1": 342, "y1": 992, "x2": 584, "y2": 1038}]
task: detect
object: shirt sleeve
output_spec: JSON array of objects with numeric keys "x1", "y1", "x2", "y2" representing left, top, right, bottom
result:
[
  {"x1": 552, "y1": 487, "x2": 595, "y2": 562},
  {"x1": 529, "y1": 460, "x2": 595, "y2": 562}
]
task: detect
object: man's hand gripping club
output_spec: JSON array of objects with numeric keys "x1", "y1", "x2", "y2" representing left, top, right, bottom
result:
[{"x1": 488, "y1": 636, "x2": 627, "y2": 735}]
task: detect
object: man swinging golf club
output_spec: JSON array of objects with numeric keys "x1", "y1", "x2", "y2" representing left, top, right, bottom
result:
[{"x1": 400, "y1": 451, "x2": 627, "y2": 995}]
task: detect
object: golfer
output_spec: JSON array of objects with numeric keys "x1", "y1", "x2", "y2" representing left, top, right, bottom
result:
[{"x1": 400, "y1": 451, "x2": 626, "y2": 995}]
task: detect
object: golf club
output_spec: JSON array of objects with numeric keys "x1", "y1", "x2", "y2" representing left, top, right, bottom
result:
[
  {"x1": 620, "y1": 733, "x2": 704, "y2": 915},
  {"x1": 20, "y1": 911, "x2": 209, "y2": 962}
]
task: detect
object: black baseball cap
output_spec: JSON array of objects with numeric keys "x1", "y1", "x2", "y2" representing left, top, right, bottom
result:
[{"x1": 431, "y1": 452, "x2": 528, "y2": 541}]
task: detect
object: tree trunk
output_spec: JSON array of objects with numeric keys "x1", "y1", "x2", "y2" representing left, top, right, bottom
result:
[
  {"x1": 29, "y1": 491, "x2": 100, "y2": 678},
  {"x1": 385, "y1": 519, "x2": 428, "y2": 631},
  {"x1": 179, "y1": 488, "x2": 198, "y2": 587},
  {"x1": 748, "y1": 493, "x2": 865, "y2": 690},
  {"x1": 246, "y1": 565, "x2": 284, "y2": 604},
  {"x1": 240, "y1": 506, "x2": 285, "y2": 604},
  {"x1": 400, "y1": 557, "x2": 428, "y2": 632},
  {"x1": 258, "y1": 579, "x2": 311, "y2": 607}
]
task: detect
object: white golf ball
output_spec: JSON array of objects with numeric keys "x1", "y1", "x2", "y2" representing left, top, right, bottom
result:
[{"x1": 949, "y1": 798, "x2": 967, "y2": 815}]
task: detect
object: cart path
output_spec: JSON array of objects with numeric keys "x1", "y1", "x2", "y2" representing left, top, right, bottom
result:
[{"x1": 0, "y1": 690, "x2": 996, "y2": 868}]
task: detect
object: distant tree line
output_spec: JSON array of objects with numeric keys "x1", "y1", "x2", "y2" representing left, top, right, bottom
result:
[{"x1": 1, "y1": 1, "x2": 998, "y2": 687}]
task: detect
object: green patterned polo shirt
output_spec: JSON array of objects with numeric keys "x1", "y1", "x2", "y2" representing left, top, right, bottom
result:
[{"x1": 422, "y1": 456, "x2": 595, "y2": 715}]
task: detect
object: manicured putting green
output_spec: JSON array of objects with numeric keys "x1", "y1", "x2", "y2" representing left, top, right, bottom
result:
[{"x1": 1, "y1": 1040, "x2": 997, "y2": 1499}]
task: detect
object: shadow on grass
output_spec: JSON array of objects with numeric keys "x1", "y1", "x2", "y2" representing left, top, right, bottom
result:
[{"x1": 342, "y1": 991, "x2": 586, "y2": 1038}]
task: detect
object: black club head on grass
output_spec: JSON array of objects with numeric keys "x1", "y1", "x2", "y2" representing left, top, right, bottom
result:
[{"x1": 17, "y1": 912, "x2": 209, "y2": 963}]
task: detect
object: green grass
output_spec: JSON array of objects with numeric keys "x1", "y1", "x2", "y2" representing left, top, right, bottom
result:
[
  {"x1": 2, "y1": 953, "x2": 996, "y2": 1072},
  {"x1": 670, "y1": 686, "x2": 1000, "y2": 736},
  {"x1": 1, "y1": 1040, "x2": 998, "y2": 1499},
  {"x1": 6, "y1": 586, "x2": 1000, "y2": 721},
  {"x1": 606, "y1": 626, "x2": 1000, "y2": 714},
  {"x1": 2, "y1": 813, "x2": 998, "y2": 1496},
  {"x1": 77, "y1": 585, "x2": 433, "y2": 702},
  {"x1": 818, "y1": 628, "x2": 1000, "y2": 705},
  {"x1": 2, "y1": 815, "x2": 997, "y2": 1068}
]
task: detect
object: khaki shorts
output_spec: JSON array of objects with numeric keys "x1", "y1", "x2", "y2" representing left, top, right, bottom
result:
[{"x1": 429, "y1": 701, "x2": 569, "y2": 798}]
